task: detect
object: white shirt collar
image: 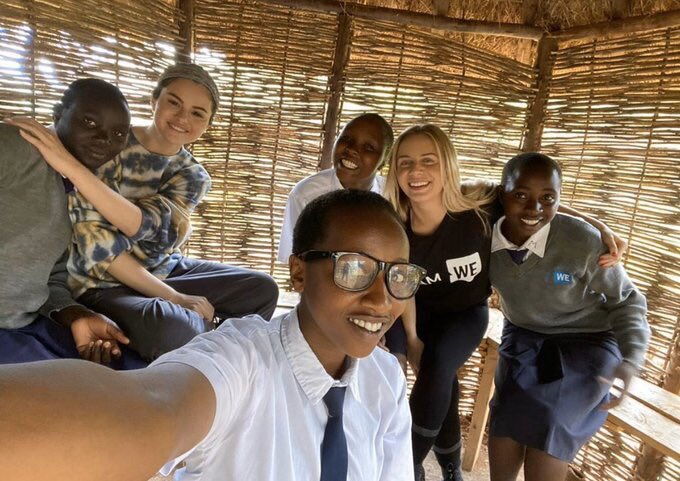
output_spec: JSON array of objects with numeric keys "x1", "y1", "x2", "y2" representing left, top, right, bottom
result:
[
  {"x1": 330, "y1": 168, "x2": 385, "y2": 194},
  {"x1": 281, "y1": 308, "x2": 362, "y2": 405},
  {"x1": 491, "y1": 216, "x2": 551, "y2": 258}
]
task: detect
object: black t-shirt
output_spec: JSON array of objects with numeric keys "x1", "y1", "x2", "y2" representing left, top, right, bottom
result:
[{"x1": 408, "y1": 204, "x2": 501, "y2": 315}]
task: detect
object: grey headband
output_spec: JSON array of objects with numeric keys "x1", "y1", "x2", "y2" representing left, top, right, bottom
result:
[{"x1": 157, "y1": 63, "x2": 220, "y2": 113}]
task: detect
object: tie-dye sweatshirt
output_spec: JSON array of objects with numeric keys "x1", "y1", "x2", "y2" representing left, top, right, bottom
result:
[{"x1": 67, "y1": 132, "x2": 211, "y2": 298}]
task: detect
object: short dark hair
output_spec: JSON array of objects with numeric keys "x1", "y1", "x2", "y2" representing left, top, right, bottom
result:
[
  {"x1": 346, "y1": 113, "x2": 394, "y2": 168},
  {"x1": 54, "y1": 78, "x2": 128, "y2": 117},
  {"x1": 501, "y1": 152, "x2": 562, "y2": 187},
  {"x1": 292, "y1": 189, "x2": 404, "y2": 255}
]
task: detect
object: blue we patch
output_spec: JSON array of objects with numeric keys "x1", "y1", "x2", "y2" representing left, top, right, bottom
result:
[{"x1": 552, "y1": 271, "x2": 573, "y2": 285}]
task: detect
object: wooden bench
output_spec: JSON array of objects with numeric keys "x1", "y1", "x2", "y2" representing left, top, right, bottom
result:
[{"x1": 462, "y1": 311, "x2": 680, "y2": 475}]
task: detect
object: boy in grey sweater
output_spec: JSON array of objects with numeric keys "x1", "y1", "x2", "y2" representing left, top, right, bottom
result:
[
  {"x1": 487, "y1": 152, "x2": 649, "y2": 481},
  {"x1": 1, "y1": 79, "x2": 143, "y2": 368}
]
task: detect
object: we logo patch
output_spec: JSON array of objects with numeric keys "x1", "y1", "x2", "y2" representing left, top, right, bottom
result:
[
  {"x1": 552, "y1": 271, "x2": 573, "y2": 285},
  {"x1": 446, "y1": 252, "x2": 482, "y2": 283}
]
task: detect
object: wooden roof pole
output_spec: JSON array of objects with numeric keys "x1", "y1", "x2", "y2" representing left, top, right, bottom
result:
[
  {"x1": 552, "y1": 9, "x2": 680, "y2": 44},
  {"x1": 521, "y1": 34, "x2": 557, "y2": 152},
  {"x1": 178, "y1": 0, "x2": 194, "y2": 62},
  {"x1": 319, "y1": 13, "x2": 352, "y2": 170},
  {"x1": 254, "y1": 0, "x2": 543, "y2": 40}
]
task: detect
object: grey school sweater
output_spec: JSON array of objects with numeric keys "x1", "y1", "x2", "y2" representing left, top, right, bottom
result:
[
  {"x1": 489, "y1": 214, "x2": 650, "y2": 367},
  {"x1": 0, "y1": 124, "x2": 78, "y2": 328}
]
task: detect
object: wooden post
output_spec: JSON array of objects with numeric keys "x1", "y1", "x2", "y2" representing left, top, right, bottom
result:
[
  {"x1": 178, "y1": 0, "x2": 194, "y2": 62},
  {"x1": 254, "y1": 0, "x2": 543, "y2": 40},
  {"x1": 462, "y1": 342, "x2": 499, "y2": 472},
  {"x1": 521, "y1": 34, "x2": 557, "y2": 152},
  {"x1": 319, "y1": 13, "x2": 352, "y2": 170}
]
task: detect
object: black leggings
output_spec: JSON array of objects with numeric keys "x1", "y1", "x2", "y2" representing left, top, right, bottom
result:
[{"x1": 410, "y1": 302, "x2": 489, "y2": 465}]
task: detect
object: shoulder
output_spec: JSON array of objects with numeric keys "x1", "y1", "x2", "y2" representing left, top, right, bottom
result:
[
  {"x1": 552, "y1": 213, "x2": 603, "y2": 252},
  {"x1": 0, "y1": 123, "x2": 37, "y2": 162},
  {"x1": 358, "y1": 348, "x2": 406, "y2": 403},
  {"x1": 372, "y1": 174, "x2": 386, "y2": 193},
  {"x1": 154, "y1": 315, "x2": 276, "y2": 369},
  {"x1": 290, "y1": 168, "x2": 336, "y2": 200}
]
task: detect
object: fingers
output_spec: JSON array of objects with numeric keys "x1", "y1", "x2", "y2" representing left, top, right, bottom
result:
[
  {"x1": 598, "y1": 375, "x2": 626, "y2": 410},
  {"x1": 601, "y1": 393, "x2": 624, "y2": 411},
  {"x1": 107, "y1": 324, "x2": 130, "y2": 345},
  {"x1": 7, "y1": 117, "x2": 54, "y2": 143},
  {"x1": 597, "y1": 254, "x2": 618, "y2": 268},
  {"x1": 602, "y1": 235, "x2": 618, "y2": 257}
]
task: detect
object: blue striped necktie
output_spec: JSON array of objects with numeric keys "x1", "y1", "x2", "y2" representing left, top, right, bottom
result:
[{"x1": 320, "y1": 386, "x2": 348, "y2": 481}]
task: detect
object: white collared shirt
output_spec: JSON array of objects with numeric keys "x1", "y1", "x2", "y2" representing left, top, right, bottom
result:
[
  {"x1": 490, "y1": 216, "x2": 551, "y2": 262},
  {"x1": 277, "y1": 168, "x2": 386, "y2": 262},
  {"x1": 151, "y1": 309, "x2": 412, "y2": 481}
]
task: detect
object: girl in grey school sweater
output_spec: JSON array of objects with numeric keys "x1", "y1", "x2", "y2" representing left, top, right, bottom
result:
[{"x1": 487, "y1": 152, "x2": 649, "y2": 481}]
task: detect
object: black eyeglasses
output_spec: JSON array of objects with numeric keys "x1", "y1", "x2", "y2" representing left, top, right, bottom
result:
[{"x1": 297, "y1": 250, "x2": 426, "y2": 300}]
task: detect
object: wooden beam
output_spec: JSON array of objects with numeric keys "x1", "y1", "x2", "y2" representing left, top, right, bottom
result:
[
  {"x1": 319, "y1": 13, "x2": 352, "y2": 170},
  {"x1": 552, "y1": 9, "x2": 680, "y2": 44},
  {"x1": 522, "y1": 34, "x2": 557, "y2": 152},
  {"x1": 254, "y1": 0, "x2": 544, "y2": 40},
  {"x1": 178, "y1": 0, "x2": 194, "y2": 62}
]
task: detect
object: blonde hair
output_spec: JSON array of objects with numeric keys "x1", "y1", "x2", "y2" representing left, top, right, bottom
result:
[{"x1": 384, "y1": 124, "x2": 495, "y2": 231}]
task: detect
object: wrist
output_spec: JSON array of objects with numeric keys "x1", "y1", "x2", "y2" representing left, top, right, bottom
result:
[{"x1": 53, "y1": 305, "x2": 92, "y2": 327}]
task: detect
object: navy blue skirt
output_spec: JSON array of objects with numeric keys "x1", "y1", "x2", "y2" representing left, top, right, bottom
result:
[
  {"x1": 489, "y1": 321, "x2": 621, "y2": 461},
  {"x1": 0, "y1": 315, "x2": 147, "y2": 370}
]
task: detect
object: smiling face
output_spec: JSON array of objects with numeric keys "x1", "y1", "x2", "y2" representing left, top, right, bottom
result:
[
  {"x1": 395, "y1": 132, "x2": 444, "y2": 206},
  {"x1": 54, "y1": 91, "x2": 130, "y2": 171},
  {"x1": 500, "y1": 163, "x2": 561, "y2": 246},
  {"x1": 291, "y1": 207, "x2": 409, "y2": 373},
  {"x1": 150, "y1": 78, "x2": 212, "y2": 152},
  {"x1": 333, "y1": 117, "x2": 386, "y2": 190}
]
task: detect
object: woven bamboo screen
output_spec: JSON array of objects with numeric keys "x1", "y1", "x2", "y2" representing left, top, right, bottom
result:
[
  {"x1": 339, "y1": 18, "x2": 535, "y2": 181},
  {"x1": 540, "y1": 28, "x2": 680, "y2": 481},
  {"x1": 0, "y1": 0, "x2": 180, "y2": 125},
  {"x1": 182, "y1": 0, "x2": 337, "y2": 284}
]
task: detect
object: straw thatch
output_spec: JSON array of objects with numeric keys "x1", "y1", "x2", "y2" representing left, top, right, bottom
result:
[{"x1": 0, "y1": 1, "x2": 678, "y2": 480}]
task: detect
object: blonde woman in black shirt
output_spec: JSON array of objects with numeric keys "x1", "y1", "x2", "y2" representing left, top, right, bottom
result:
[{"x1": 384, "y1": 124, "x2": 625, "y2": 481}]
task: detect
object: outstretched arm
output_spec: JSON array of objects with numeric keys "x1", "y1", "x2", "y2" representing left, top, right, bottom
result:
[{"x1": 0, "y1": 359, "x2": 215, "y2": 481}]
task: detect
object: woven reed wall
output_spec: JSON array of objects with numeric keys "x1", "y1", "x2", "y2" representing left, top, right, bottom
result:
[
  {"x1": 0, "y1": 0, "x2": 180, "y2": 124},
  {"x1": 541, "y1": 28, "x2": 680, "y2": 481},
  {"x1": 183, "y1": 0, "x2": 337, "y2": 284},
  {"x1": 339, "y1": 18, "x2": 535, "y2": 182}
]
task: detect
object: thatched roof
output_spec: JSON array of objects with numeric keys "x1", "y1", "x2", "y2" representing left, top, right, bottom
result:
[
  {"x1": 331, "y1": 0, "x2": 680, "y2": 61},
  {"x1": 355, "y1": 0, "x2": 680, "y2": 29}
]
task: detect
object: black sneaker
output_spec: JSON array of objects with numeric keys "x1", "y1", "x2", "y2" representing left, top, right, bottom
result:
[
  {"x1": 415, "y1": 463, "x2": 426, "y2": 481},
  {"x1": 441, "y1": 462, "x2": 464, "y2": 481}
]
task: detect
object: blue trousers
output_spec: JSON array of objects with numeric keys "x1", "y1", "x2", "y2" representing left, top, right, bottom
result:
[
  {"x1": 79, "y1": 257, "x2": 279, "y2": 361},
  {"x1": 0, "y1": 314, "x2": 146, "y2": 370}
]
